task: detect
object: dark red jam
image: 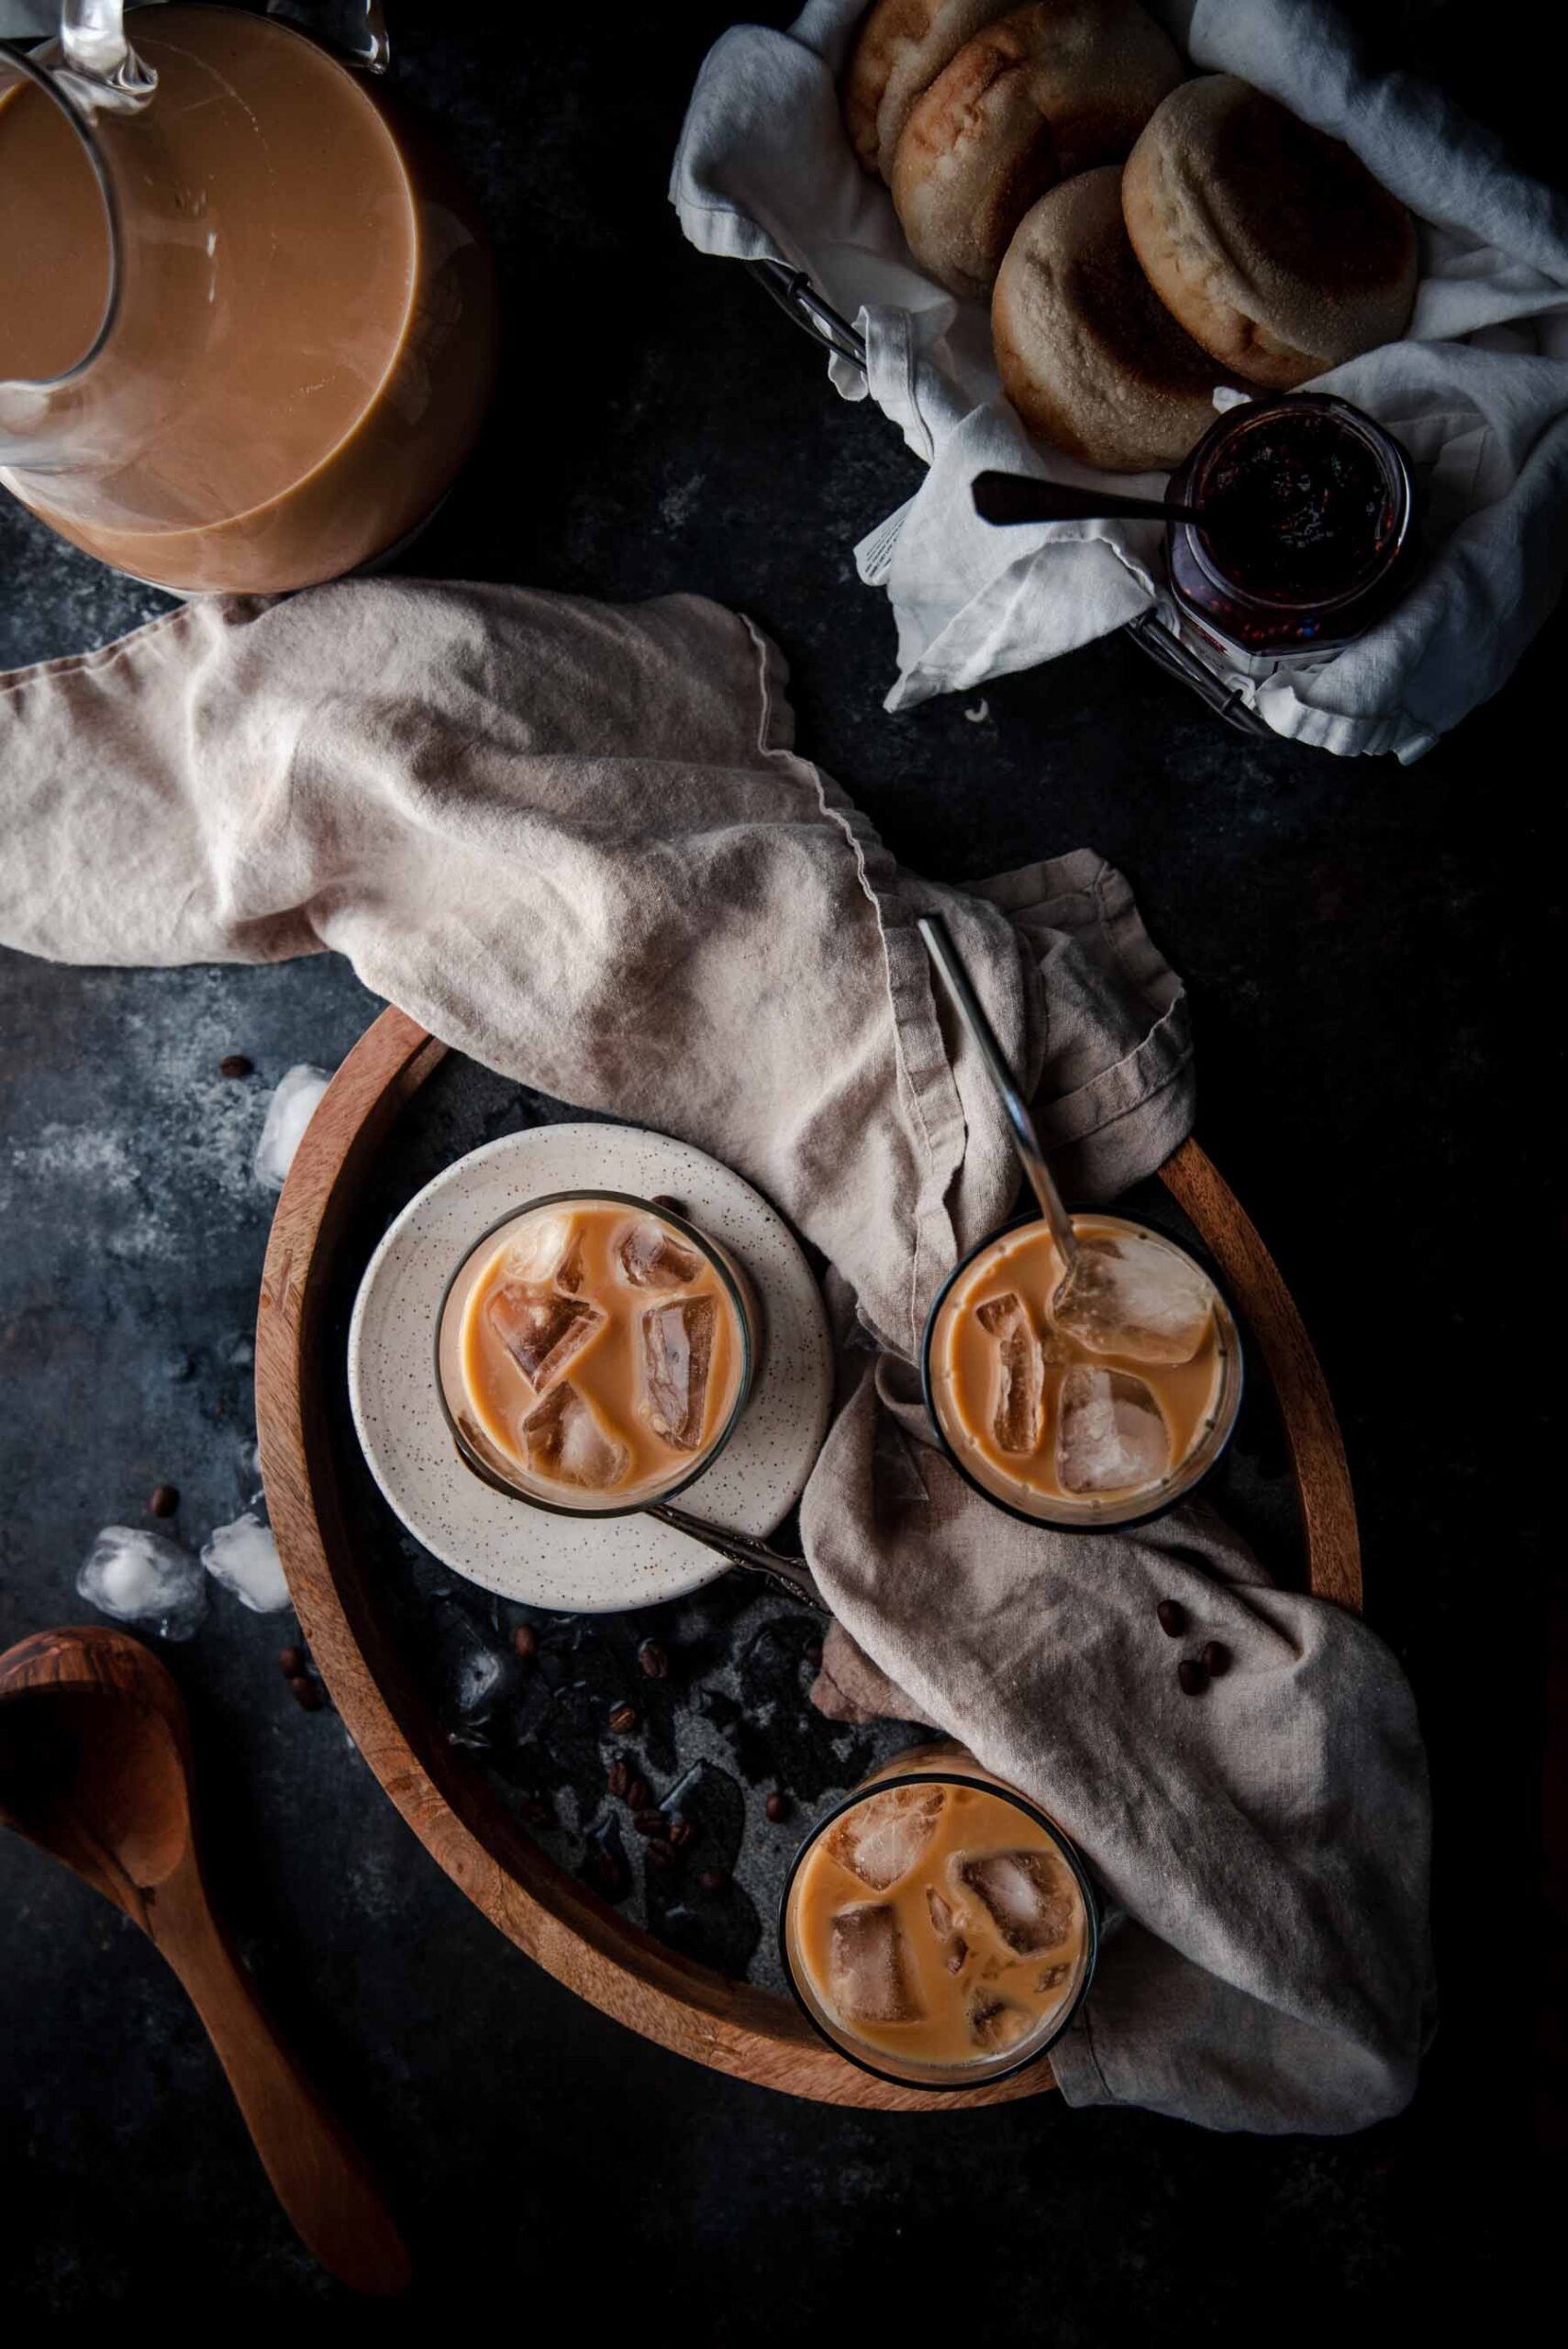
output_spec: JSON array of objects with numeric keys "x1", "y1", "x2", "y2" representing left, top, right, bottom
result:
[{"x1": 1166, "y1": 395, "x2": 1415, "y2": 662}]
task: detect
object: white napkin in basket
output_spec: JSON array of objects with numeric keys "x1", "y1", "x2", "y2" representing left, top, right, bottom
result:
[{"x1": 672, "y1": 0, "x2": 1568, "y2": 759}]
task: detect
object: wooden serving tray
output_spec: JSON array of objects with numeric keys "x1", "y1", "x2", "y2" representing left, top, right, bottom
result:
[{"x1": 257, "y1": 1008, "x2": 1361, "y2": 2113}]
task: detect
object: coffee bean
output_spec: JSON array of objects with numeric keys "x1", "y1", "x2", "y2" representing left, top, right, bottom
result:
[
  {"x1": 288, "y1": 1674, "x2": 322, "y2": 1712},
  {"x1": 632, "y1": 1810, "x2": 669, "y2": 1840},
  {"x1": 646, "y1": 1838, "x2": 678, "y2": 1870},
  {"x1": 607, "y1": 1702, "x2": 638, "y2": 1733},
  {"x1": 512, "y1": 1623, "x2": 539, "y2": 1661},
  {"x1": 805, "y1": 1642, "x2": 824, "y2": 1669},
  {"x1": 278, "y1": 1644, "x2": 304, "y2": 1678},
  {"x1": 638, "y1": 1640, "x2": 669, "y2": 1680},
  {"x1": 651, "y1": 1195, "x2": 685, "y2": 1219},
  {"x1": 518, "y1": 1795, "x2": 554, "y2": 1830},
  {"x1": 627, "y1": 1777, "x2": 651, "y2": 1813},
  {"x1": 218, "y1": 1053, "x2": 252, "y2": 1079},
  {"x1": 606, "y1": 1758, "x2": 630, "y2": 1800},
  {"x1": 669, "y1": 1813, "x2": 696, "y2": 1848},
  {"x1": 699, "y1": 1867, "x2": 729, "y2": 1894},
  {"x1": 1157, "y1": 1599, "x2": 1187, "y2": 1638},
  {"x1": 1201, "y1": 1640, "x2": 1231, "y2": 1678},
  {"x1": 1177, "y1": 1658, "x2": 1208, "y2": 1697},
  {"x1": 765, "y1": 1792, "x2": 792, "y2": 1823},
  {"x1": 148, "y1": 1483, "x2": 179, "y2": 1519}
]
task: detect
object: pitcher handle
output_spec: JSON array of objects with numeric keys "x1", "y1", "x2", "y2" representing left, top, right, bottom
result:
[{"x1": 57, "y1": 0, "x2": 157, "y2": 112}]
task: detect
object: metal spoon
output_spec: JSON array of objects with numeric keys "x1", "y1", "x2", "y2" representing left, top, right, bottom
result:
[
  {"x1": 973, "y1": 470, "x2": 1203, "y2": 529},
  {"x1": 448, "y1": 1424, "x2": 826, "y2": 1611},
  {"x1": 0, "y1": 1625, "x2": 411, "y2": 2294},
  {"x1": 917, "y1": 912, "x2": 1080, "y2": 1278}
]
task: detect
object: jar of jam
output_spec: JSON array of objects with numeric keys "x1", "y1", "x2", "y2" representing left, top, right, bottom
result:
[{"x1": 1165, "y1": 394, "x2": 1416, "y2": 667}]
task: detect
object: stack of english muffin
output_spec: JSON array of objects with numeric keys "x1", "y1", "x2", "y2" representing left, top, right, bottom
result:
[{"x1": 844, "y1": 0, "x2": 1418, "y2": 470}]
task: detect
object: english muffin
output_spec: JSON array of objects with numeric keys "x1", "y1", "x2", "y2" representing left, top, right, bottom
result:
[
  {"x1": 1122, "y1": 75, "x2": 1417, "y2": 388},
  {"x1": 994, "y1": 166, "x2": 1234, "y2": 469},
  {"x1": 842, "y1": 0, "x2": 1014, "y2": 182},
  {"x1": 891, "y1": 0, "x2": 1184, "y2": 299}
]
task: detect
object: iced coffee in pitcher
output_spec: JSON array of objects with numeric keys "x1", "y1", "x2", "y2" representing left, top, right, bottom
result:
[
  {"x1": 0, "y1": 3, "x2": 496, "y2": 593},
  {"x1": 783, "y1": 1751, "x2": 1097, "y2": 2089}
]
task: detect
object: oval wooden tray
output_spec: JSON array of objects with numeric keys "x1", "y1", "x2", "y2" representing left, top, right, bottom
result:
[{"x1": 257, "y1": 1008, "x2": 1361, "y2": 2113}]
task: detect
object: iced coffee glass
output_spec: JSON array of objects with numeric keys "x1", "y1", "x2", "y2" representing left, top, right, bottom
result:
[
  {"x1": 923, "y1": 1211, "x2": 1242, "y2": 1530},
  {"x1": 782, "y1": 1745, "x2": 1098, "y2": 2090},
  {"x1": 435, "y1": 1192, "x2": 757, "y2": 1516}
]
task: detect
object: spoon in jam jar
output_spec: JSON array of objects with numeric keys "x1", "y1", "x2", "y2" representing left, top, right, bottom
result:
[
  {"x1": 972, "y1": 471, "x2": 1204, "y2": 529},
  {"x1": 917, "y1": 916, "x2": 1214, "y2": 1368}
]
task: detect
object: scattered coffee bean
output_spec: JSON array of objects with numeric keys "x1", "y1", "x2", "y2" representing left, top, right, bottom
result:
[
  {"x1": 288, "y1": 1674, "x2": 322, "y2": 1712},
  {"x1": 805, "y1": 1641, "x2": 824, "y2": 1669},
  {"x1": 147, "y1": 1483, "x2": 179, "y2": 1519},
  {"x1": 627, "y1": 1776, "x2": 651, "y2": 1813},
  {"x1": 517, "y1": 1795, "x2": 554, "y2": 1830},
  {"x1": 607, "y1": 1702, "x2": 638, "y2": 1733},
  {"x1": 632, "y1": 1810, "x2": 669, "y2": 1840},
  {"x1": 650, "y1": 1195, "x2": 685, "y2": 1219},
  {"x1": 218, "y1": 1052, "x2": 253, "y2": 1079},
  {"x1": 278, "y1": 1644, "x2": 304, "y2": 1678},
  {"x1": 669, "y1": 1813, "x2": 696, "y2": 1848},
  {"x1": 1177, "y1": 1658, "x2": 1208, "y2": 1697},
  {"x1": 1157, "y1": 1599, "x2": 1187, "y2": 1638},
  {"x1": 646, "y1": 1838, "x2": 678, "y2": 1871},
  {"x1": 512, "y1": 1623, "x2": 539, "y2": 1661},
  {"x1": 638, "y1": 1639, "x2": 669, "y2": 1680},
  {"x1": 606, "y1": 1758, "x2": 631, "y2": 1800},
  {"x1": 698, "y1": 1867, "x2": 729, "y2": 1894},
  {"x1": 1201, "y1": 1640, "x2": 1231, "y2": 1678},
  {"x1": 765, "y1": 1791, "x2": 792, "y2": 1823}
]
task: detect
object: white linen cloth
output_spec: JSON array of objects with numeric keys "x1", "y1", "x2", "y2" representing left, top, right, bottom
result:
[{"x1": 672, "y1": 0, "x2": 1568, "y2": 759}]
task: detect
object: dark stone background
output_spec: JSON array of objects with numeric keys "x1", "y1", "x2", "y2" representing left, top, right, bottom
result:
[{"x1": 0, "y1": 0, "x2": 1549, "y2": 2323}]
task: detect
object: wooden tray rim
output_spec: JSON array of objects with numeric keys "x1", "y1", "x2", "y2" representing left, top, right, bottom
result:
[{"x1": 256, "y1": 1007, "x2": 1361, "y2": 2113}]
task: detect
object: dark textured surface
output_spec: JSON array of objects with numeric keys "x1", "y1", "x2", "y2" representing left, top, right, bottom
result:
[{"x1": 0, "y1": 0, "x2": 1546, "y2": 2322}]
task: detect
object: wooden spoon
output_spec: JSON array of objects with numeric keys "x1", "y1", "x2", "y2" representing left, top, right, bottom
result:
[{"x1": 0, "y1": 1625, "x2": 411, "y2": 2296}]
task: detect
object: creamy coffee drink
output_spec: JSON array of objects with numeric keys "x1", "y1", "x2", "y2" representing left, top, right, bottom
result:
[
  {"x1": 927, "y1": 1214, "x2": 1237, "y2": 1520},
  {"x1": 450, "y1": 1198, "x2": 748, "y2": 1508},
  {"x1": 0, "y1": 6, "x2": 495, "y2": 593},
  {"x1": 784, "y1": 1761, "x2": 1092, "y2": 2081}
]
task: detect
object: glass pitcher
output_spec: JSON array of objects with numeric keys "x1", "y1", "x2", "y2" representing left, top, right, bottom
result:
[{"x1": 0, "y1": 1, "x2": 497, "y2": 594}]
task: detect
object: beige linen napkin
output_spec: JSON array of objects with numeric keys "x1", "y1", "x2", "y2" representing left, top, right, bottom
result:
[{"x1": 0, "y1": 580, "x2": 1430, "y2": 2130}]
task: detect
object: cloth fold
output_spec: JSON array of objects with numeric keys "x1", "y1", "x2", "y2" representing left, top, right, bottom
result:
[
  {"x1": 0, "y1": 578, "x2": 1431, "y2": 2129},
  {"x1": 672, "y1": 0, "x2": 1568, "y2": 759}
]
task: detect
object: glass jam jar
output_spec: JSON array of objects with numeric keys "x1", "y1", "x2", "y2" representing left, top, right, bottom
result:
[{"x1": 1165, "y1": 394, "x2": 1416, "y2": 666}]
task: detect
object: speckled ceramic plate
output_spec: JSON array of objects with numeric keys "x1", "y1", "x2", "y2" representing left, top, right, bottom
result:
[{"x1": 348, "y1": 1123, "x2": 833, "y2": 1611}]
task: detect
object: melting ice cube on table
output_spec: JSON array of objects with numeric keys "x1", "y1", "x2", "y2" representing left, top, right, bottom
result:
[
  {"x1": 618, "y1": 1219, "x2": 702, "y2": 1290},
  {"x1": 826, "y1": 1784, "x2": 945, "y2": 1890},
  {"x1": 639, "y1": 1295, "x2": 716, "y2": 1450},
  {"x1": 974, "y1": 1291, "x2": 1044, "y2": 1454},
  {"x1": 76, "y1": 1526, "x2": 206, "y2": 1642},
  {"x1": 1051, "y1": 1235, "x2": 1214, "y2": 1365},
  {"x1": 252, "y1": 1064, "x2": 330, "y2": 1192},
  {"x1": 828, "y1": 1900, "x2": 922, "y2": 2024},
  {"x1": 202, "y1": 1513, "x2": 290, "y2": 1612},
  {"x1": 520, "y1": 1383, "x2": 629, "y2": 1490},
  {"x1": 487, "y1": 1283, "x2": 605, "y2": 1390},
  {"x1": 1056, "y1": 1364, "x2": 1170, "y2": 1494},
  {"x1": 955, "y1": 1848, "x2": 1076, "y2": 1954}
]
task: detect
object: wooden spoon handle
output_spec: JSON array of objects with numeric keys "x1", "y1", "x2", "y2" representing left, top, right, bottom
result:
[{"x1": 149, "y1": 1860, "x2": 411, "y2": 2296}]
